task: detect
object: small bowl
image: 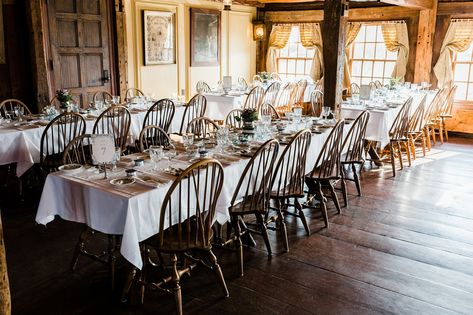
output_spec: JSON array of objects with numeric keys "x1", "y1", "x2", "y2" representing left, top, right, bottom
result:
[
  {"x1": 125, "y1": 169, "x2": 137, "y2": 177},
  {"x1": 134, "y1": 159, "x2": 144, "y2": 166}
]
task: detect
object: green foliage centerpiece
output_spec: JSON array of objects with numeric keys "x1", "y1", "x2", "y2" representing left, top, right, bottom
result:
[{"x1": 237, "y1": 108, "x2": 258, "y2": 130}]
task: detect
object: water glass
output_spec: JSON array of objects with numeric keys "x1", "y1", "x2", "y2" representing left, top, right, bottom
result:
[
  {"x1": 322, "y1": 106, "x2": 331, "y2": 121},
  {"x1": 216, "y1": 127, "x2": 229, "y2": 152},
  {"x1": 164, "y1": 144, "x2": 177, "y2": 172},
  {"x1": 261, "y1": 114, "x2": 272, "y2": 125},
  {"x1": 112, "y1": 95, "x2": 120, "y2": 105},
  {"x1": 182, "y1": 133, "x2": 194, "y2": 152},
  {"x1": 149, "y1": 145, "x2": 163, "y2": 170},
  {"x1": 112, "y1": 147, "x2": 121, "y2": 171}
]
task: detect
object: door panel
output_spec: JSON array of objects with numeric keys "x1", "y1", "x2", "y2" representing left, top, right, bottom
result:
[{"x1": 48, "y1": 0, "x2": 112, "y2": 107}]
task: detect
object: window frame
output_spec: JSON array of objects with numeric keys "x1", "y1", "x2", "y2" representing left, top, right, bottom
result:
[
  {"x1": 349, "y1": 23, "x2": 398, "y2": 86},
  {"x1": 275, "y1": 25, "x2": 315, "y2": 80},
  {"x1": 451, "y1": 47, "x2": 473, "y2": 102}
]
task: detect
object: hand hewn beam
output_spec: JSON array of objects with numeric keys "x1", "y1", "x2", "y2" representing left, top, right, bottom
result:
[
  {"x1": 379, "y1": 0, "x2": 433, "y2": 10},
  {"x1": 322, "y1": 0, "x2": 348, "y2": 112},
  {"x1": 414, "y1": 1, "x2": 438, "y2": 83}
]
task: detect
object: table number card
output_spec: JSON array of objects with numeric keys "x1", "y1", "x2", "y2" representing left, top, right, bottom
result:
[
  {"x1": 223, "y1": 76, "x2": 232, "y2": 91},
  {"x1": 360, "y1": 85, "x2": 372, "y2": 100},
  {"x1": 91, "y1": 134, "x2": 116, "y2": 164}
]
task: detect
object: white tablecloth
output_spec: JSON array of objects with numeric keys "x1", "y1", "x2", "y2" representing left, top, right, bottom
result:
[
  {"x1": 35, "y1": 126, "x2": 341, "y2": 269},
  {"x1": 340, "y1": 91, "x2": 436, "y2": 148},
  {"x1": 204, "y1": 93, "x2": 246, "y2": 120}
]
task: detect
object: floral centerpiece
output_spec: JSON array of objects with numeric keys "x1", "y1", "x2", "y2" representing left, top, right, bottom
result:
[
  {"x1": 56, "y1": 89, "x2": 73, "y2": 111},
  {"x1": 386, "y1": 77, "x2": 401, "y2": 90},
  {"x1": 258, "y1": 71, "x2": 269, "y2": 82},
  {"x1": 236, "y1": 108, "x2": 258, "y2": 130}
]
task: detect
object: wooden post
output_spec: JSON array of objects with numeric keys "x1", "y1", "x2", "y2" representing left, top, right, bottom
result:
[
  {"x1": 322, "y1": 0, "x2": 348, "y2": 111},
  {"x1": 414, "y1": 0, "x2": 438, "y2": 83},
  {"x1": 115, "y1": 0, "x2": 128, "y2": 100},
  {"x1": 0, "y1": 211, "x2": 11, "y2": 315}
]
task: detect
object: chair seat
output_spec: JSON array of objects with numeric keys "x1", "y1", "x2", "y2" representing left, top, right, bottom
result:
[
  {"x1": 229, "y1": 195, "x2": 267, "y2": 215},
  {"x1": 270, "y1": 187, "x2": 304, "y2": 199}
]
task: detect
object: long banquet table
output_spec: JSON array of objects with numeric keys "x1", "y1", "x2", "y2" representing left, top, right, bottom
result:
[{"x1": 35, "y1": 123, "x2": 347, "y2": 269}]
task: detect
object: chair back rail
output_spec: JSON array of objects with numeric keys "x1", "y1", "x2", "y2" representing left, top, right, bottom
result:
[
  {"x1": 229, "y1": 139, "x2": 279, "y2": 214},
  {"x1": 179, "y1": 94, "x2": 207, "y2": 134},
  {"x1": 225, "y1": 109, "x2": 243, "y2": 129},
  {"x1": 244, "y1": 86, "x2": 265, "y2": 110},
  {"x1": 309, "y1": 120, "x2": 345, "y2": 180},
  {"x1": 263, "y1": 81, "x2": 281, "y2": 105},
  {"x1": 272, "y1": 129, "x2": 312, "y2": 199},
  {"x1": 341, "y1": 111, "x2": 370, "y2": 163},
  {"x1": 259, "y1": 103, "x2": 280, "y2": 120},
  {"x1": 238, "y1": 77, "x2": 248, "y2": 90},
  {"x1": 389, "y1": 97, "x2": 413, "y2": 140},
  {"x1": 408, "y1": 94, "x2": 427, "y2": 133},
  {"x1": 138, "y1": 125, "x2": 171, "y2": 152},
  {"x1": 62, "y1": 134, "x2": 93, "y2": 165},
  {"x1": 40, "y1": 112, "x2": 86, "y2": 169},
  {"x1": 196, "y1": 81, "x2": 211, "y2": 94},
  {"x1": 274, "y1": 82, "x2": 295, "y2": 112},
  {"x1": 143, "y1": 98, "x2": 175, "y2": 132},
  {"x1": 186, "y1": 117, "x2": 219, "y2": 140},
  {"x1": 350, "y1": 83, "x2": 360, "y2": 95},
  {"x1": 92, "y1": 105, "x2": 131, "y2": 152},
  {"x1": 158, "y1": 159, "x2": 224, "y2": 251},
  {"x1": 309, "y1": 90, "x2": 323, "y2": 117},
  {"x1": 92, "y1": 90, "x2": 113, "y2": 103},
  {"x1": 125, "y1": 88, "x2": 144, "y2": 102},
  {"x1": 0, "y1": 99, "x2": 32, "y2": 118},
  {"x1": 292, "y1": 79, "x2": 308, "y2": 107}
]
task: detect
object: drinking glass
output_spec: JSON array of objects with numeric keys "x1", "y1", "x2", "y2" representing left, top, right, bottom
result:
[
  {"x1": 149, "y1": 145, "x2": 163, "y2": 170},
  {"x1": 216, "y1": 127, "x2": 229, "y2": 152},
  {"x1": 322, "y1": 106, "x2": 331, "y2": 121},
  {"x1": 293, "y1": 107, "x2": 302, "y2": 124},
  {"x1": 164, "y1": 144, "x2": 177, "y2": 171},
  {"x1": 112, "y1": 147, "x2": 121, "y2": 171},
  {"x1": 182, "y1": 133, "x2": 194, "y2": 150},
  {"x1": 112, "y1": 95, "x2": 120, "y2": 105},
  {"x1": 261, "y1": 114, "x2": 272, "y2": 125}
]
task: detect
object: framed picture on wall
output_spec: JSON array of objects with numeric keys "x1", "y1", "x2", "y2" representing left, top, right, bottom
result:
[
  {"x1": 190, "y1": 8, "x2": 221, "y2": 67},
  {"x1": 143, "y1": 10, "x2": 175, "y2": 65}
]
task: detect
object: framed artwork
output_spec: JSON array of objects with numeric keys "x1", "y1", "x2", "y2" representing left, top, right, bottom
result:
[
  {"x1": 143, "y1": 10, "x2": 175, "y2": 65},
  {"x1": 190, "y1": 8, "x2": 221, "y2": 67},
  {"x1": 0, "y1": 0, "x2": 5, "y2": 64}
]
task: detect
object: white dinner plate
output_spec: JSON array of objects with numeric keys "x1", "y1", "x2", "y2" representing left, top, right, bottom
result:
[
  {"x1": 58, "y1": 164, "x2": 83, "y2": 173},
  {"x1": 110, "y1": 177, "x2": 135, "y2": 186}
]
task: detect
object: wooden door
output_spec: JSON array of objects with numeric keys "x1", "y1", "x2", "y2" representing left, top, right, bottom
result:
[{"x1": 47, "y1": 0, "x2": 113, "y2": 107}]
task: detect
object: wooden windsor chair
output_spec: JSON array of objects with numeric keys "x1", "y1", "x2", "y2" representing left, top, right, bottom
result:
[
  {"x1": 125, "y1": 88, "x2": 144, "y2": 102},
  {"x1": 92, "y1": 105, "x2": 131, "y2": 153},
  {"x1": 440, "y1": 85, "x2": 457, "y2": 142},
  {"x1": 384, "y1": 97, "x2": 413, "y2": 177},
  {"x1": 186, "y1": 117, "x2": 219, "y2": 140},
  {"x1": 243, "y1": 86, "x2": 265, "y2": 110},
  {"x1": 225, "y1": 109, "x2": 243, "y2": 129},
  {"x1": 374, "y1": 80, "x2": 383, "y2": 89},
  {"x1": 340, "y1": 111, "x2": 370, "y2": 207},
  {"x1": 303, "y1": 120, "x2": 345, "y2": 228},
  {"x1": 62, "y1": 134, "x2": 93, "y2": 165},
  {"x1": 263, "y1": 81, "x2": 281, "y2": 105},
  {"x1": 274, "y1": 82, "x2": 295, "y2": 113},
  {"x1": 196, "y1": 80, "x2": 211, "y2": 94},
  {"x1": 40, "y1": 112, "x2": 86, "y2": 174},
  {"x1": 424, "y1": 88, "x2": 447, "y2": 147},
  {"x1": 138, "y1": 125, "x2": 172, "y2": 152},
  {"x1": 407, "y1": 94, "x2": 428, "y2": 158},
  {"x1": 309, "y1": 89, "x2": 323, "y2": 117},
  {"x1": 226, "y1": 139, "x2": 279, "y2": 276},
  {"x1": 142, "y1": 98, "x2": 175, "y2": 132},
  {"x1": 270, "y1": 72, "x2": 281, "y2": 81},
  {"x1": 178, "y1": 94, "x2": 207, "y2": 134},
  {"x1": 0, "y1": 99, "x2": 31, "y2": 119},
  {"x1": 252, "y1": 74, "x2": 262, "y2": 84},
  {"x1": 270, "y1": 129, "x2": 312, "y2": 238},
  {"x1": 238, "y1": 77, "x2": 248, "y2": 90},
  {"x1": 259, "y1": 103, "x2": 280, "y2": 120},
  {"x1": 369, "y1": 81, "x2": 377, "y2": 90},
  {"x1": 292, "y1": 79, "x2": 308, "y2": 107},
  {"x1": 135, "y1": 159, "x2": 228, "y2": 315},
  {"x1": 350, "y1": 83, "x2": 360, "y2": 96},
  {"x1": 92, "y1": 90, "x2": 113, "y2": 103}
]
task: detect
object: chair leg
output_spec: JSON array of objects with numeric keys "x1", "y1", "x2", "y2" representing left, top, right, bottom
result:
[
  {"x1": 328, "y1": 183, "x2": 341, "y2": 214},
  {"x1": 431, "y1": 125, "x2": 437, "y2": 144},
  {"x1": 233, "y1": 217, "x2": 244, "y2": 277},
  {"x1": 443, "y1": 118, "x2": 449, "y2": 142},
  {"x1": 256, "y1": 213, "x2": 272, "y2": 256},
  {"x1": 389, "y1": 142, "x2": 396, "y2": 177},
  {"x1": 108, "y1": 235, "x2": 117, "y2": 290},
  {"x1": 208, "y1": 250, "x2": 229, "y2": 297},
  {"x1": 420, "y1": 131, "x2": 426, "y2": 156},
  {"x1": 409, "y1": 135, "x2": 416, "y2": 160},
  {"x1": 295, "y1": 199, "x2": 310, "y2": 235},
  {"x1": 317, "y1": 183, "x2": 329, "y2": 228},
  {"x1": 404, "y1": 141, "x2": 411, "y2": 167},
  {"x1": 396, "y1": 141, "x2": 403, "y2": 170},
  {"x1": 340, "y1": 175, "x2": 348, "y2": 207},
  {"x1": 70, "y1": 227, "x2": 92, "y2": 271},
  {"x1": 424, "y1": 127, "x2": 431, "y2": 151},
  {"x1": 275, "y1": 199, "x2": 289, "y2": 252},
  {"x1": 352, "y1": 163, "x2": 362, "y2": 197},
  {"x1": 171, "y1": 254, "x2": 183, "y2": 315}
]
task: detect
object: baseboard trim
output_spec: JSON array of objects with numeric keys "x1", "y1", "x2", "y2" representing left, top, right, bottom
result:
[{"x1": 449, "y1": 131, "x2": 473, "y2": 139}]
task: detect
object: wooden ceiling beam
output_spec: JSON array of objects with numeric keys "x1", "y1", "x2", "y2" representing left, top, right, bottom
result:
[{"x1": 379, "y1": 0, "x2": 433, "y2": 10}]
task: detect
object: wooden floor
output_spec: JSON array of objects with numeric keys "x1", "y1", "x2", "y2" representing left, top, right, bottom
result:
[{"x1": 2, "y1": 136, "x2": 473, "y2": 314}]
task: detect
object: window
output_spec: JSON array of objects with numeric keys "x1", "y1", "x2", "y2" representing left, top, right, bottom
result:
[
  {"x1": 350, "y1": 24, "x2": 397, "y2": 86},
  {"x1": 276, "y1": 26, "x2": 315, "y2": 80},
  {"x1": 452, "y1": 45, "x2": 473, "y2": 101}
]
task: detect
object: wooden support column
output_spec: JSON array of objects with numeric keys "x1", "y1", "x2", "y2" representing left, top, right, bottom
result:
[
  {"x1": 322, "y1": 0, "x2": 348, "y2": 111},
  {"x1": 0, "y1": 211, "x2": 11, "y2": 315},
  {"x1": 115, "y1": 0, "x2": 128, "y2": 99},
  {"x1": 414, "y1": 0, "x2": 438, "y2": 83}
]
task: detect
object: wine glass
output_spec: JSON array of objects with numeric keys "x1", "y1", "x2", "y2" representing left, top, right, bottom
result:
[
  {"x1": 322, "y1": 106, "x2": 331, "y2": 122},
  {"x1": 182, "y1": 133, "x2": 194, "y2": 155},
  {"x1": 112, "y1": 95, "x2": 120, "y2": 105},
  {"x1": 112, "y1": 147, "x2": 121, "y2": 171},
  {"x1": 216, "y1": 127, "x2": 228, "y2": 153},
  {"x1": 149, "y1": 145, "x2": 163, "y2": 170},
  {"x1": 164, "y1": 144, "x2": 177, "y2": 172}
]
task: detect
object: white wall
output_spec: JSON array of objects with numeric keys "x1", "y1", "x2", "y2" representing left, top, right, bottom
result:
[{"x1": 125, "y1": 0, "x2": 256, "y2": 100}]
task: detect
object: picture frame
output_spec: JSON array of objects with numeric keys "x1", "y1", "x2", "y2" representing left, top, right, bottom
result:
[
  {"x1": 0, "y1": 0, "x2": 5, "y2": 64},
  {"x1": 190, "y1": 8, "x2": 221, "y2": 67},
  {"x1": 143, "y1": 10, "x2": 175, "y2": 65}
]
